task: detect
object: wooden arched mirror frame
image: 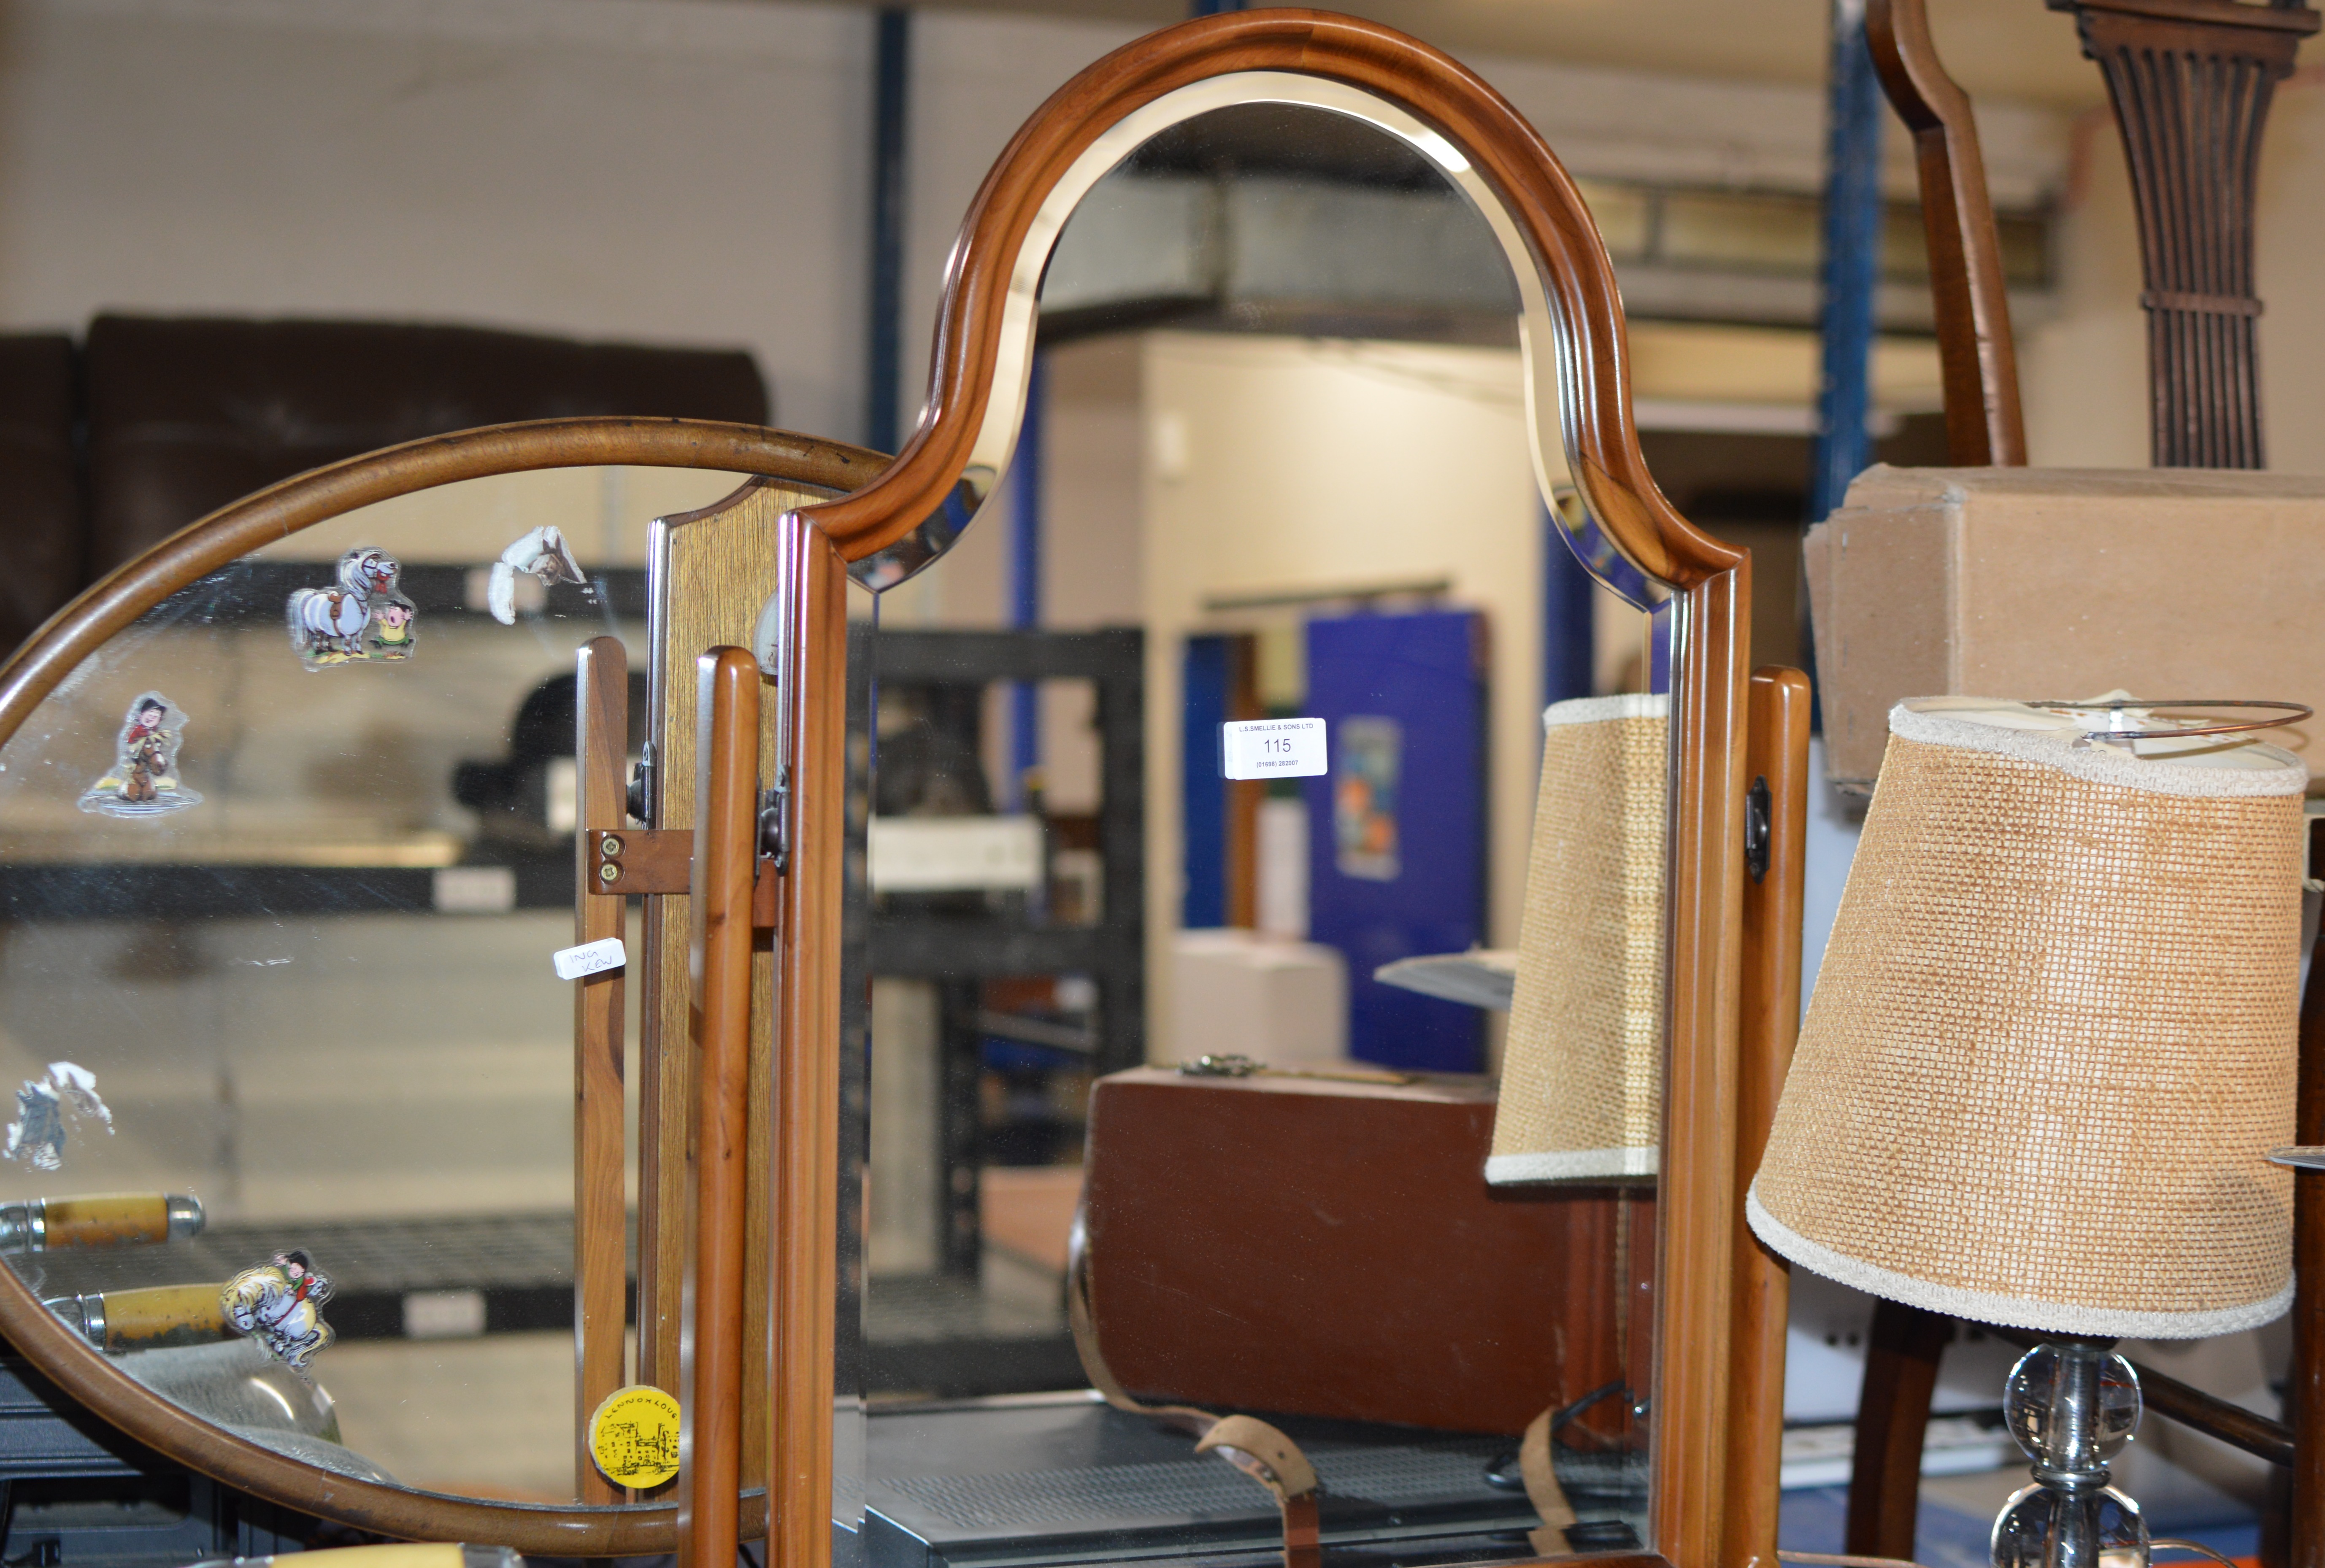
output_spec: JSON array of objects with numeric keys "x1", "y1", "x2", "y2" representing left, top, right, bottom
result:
[
  {"x1": 761, "y1": 13, "x2": 1766, "y2": 1568},
  {"x1": 0, "y1": 11, "x2": 1782, "y2": 1566}
]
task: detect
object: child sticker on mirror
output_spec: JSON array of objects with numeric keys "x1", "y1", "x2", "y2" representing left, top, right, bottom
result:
[
  {"x1": 223, "y1": 1250, "x2": 335, "y2": 1373},
  {"x1": 79, "y1": 693, "x2": 201, "y2": 818},
  {"x1": 5, "y1": 1061, "x2": 113, "y2": 1171},
  {"x1": 286, "y1": 546, "x2": 416, "y2": 670}
]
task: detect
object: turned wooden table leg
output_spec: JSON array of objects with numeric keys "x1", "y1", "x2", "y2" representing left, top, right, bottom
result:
[{"x1": 1845, "y1": 1298, "x2": 1952, "y2": 1560}]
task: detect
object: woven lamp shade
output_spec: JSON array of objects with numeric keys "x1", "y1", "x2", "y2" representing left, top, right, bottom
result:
[
  {"x1": 1488, "y1": 694, "x2": 1667, "y2": 1184},
  {"x1": 1749, "y1": 698, "x2": 2307, "y2": 1338}
]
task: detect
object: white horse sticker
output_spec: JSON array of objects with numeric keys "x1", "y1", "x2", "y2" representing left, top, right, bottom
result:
[{"x1": 286, "y1": 547, "x2": 416, "y2": 670}]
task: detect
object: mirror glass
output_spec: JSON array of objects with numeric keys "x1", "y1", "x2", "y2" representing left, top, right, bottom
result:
[
  {"x1": 845, "y1": 97, "x2": 1668, "y2": 1567},
  {"x1": 0, "y1": 464, "x2": 745, "y2": 1505}
]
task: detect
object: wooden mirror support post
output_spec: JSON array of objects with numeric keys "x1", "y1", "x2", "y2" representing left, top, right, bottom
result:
[
  {"x1": 573, "y1": 637, "x2": 634, "y2": 1505},
  {"x1": 756, "y1": 506, "x2": 847, "y2": 1568},
  {"x1": 1725, "y1": 668, "x2": 1812, "y2": 1568},
  {"x1": 571, "y1": 508, "x2": 829, "y2": 1563},
  {"x1": 677, "y1": 648, "x2": 763, "y2": 1568},
  {"x1": 2048, "y1": 0, "x2": 2319, "y2": 468}
]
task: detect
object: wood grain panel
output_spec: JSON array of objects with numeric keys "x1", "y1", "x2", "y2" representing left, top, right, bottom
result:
[
  {"x1": 573, "y1": 636, "x2": 631, "y2": 1506},
  {"x1": 643, "y1": 480, "x2": 814, "y2": 1499}
]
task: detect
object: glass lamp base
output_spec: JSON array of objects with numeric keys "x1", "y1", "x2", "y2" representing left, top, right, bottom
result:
[
  {"x1": 1992, "y1": 1480, "x2": 2149, "y2": 1568},
  {"x1": 1993, "y1": 1341, "x2": 2149, "y2": 1568}
]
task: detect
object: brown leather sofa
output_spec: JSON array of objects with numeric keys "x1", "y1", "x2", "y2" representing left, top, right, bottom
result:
[
  {"x1": 0, "y1": 314, "x2": 769, "y2": 652},
  {"x1": 0, "y1": 333, "x2": 82, "y2": 654}
]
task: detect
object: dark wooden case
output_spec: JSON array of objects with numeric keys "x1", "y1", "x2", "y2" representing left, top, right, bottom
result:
[{"x1": 1080, "y1": 1066, "x2": 1655, "y2": 1437}]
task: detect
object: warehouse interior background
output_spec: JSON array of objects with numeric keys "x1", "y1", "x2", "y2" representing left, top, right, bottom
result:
[{"x1": 0, "y1": 0, "x2": 2316, "y2": 1558}]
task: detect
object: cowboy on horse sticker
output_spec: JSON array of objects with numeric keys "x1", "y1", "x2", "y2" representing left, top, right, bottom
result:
[{"x1": 224, "y1": 1250, "x2": 336, "y2": 1373}]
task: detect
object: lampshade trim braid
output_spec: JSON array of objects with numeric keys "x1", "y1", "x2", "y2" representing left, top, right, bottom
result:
[
  {"x1": 1485, "y1": 1147, "x2": 1656, "y2": 1183},
  {"x1": 1746, "y1": 1187, "x2": 2294, "y2": 1338},
  {"x1": 1544, "y1": 692, "x2": 1669, "y2": 729}
]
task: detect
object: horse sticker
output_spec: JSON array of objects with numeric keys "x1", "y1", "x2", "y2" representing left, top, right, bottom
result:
[
  {"x1": 223, "y1": 1250, "x2": 335, "y2": 1373},
  {"x1": 287, "y1": 547, "x2": 416, "y2": 670}
]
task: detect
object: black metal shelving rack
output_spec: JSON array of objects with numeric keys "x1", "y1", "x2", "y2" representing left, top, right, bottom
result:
[
  {"x1": 847, "y1": 623, "x2": 1144, "y2": 1398},
  {"x1": 0, "y1": 559, "x2": 650, "y2": 922},
  {"x1": 0, "y1": 601, "x2": 1146, "y2": 1404}
]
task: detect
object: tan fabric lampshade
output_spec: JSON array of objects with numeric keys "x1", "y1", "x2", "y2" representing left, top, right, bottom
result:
[
  {"x1": 1749, "y1": 698, "x2": 2306, "y2": 1338},
  {"x1": 1488, "y1": 694, "x2": 1666, "y2": 1184}
]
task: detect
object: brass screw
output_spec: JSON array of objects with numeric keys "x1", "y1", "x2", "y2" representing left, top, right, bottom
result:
[
  {"x1": 597, "y1": 862, "x2": 622, "y2": 885},
  {"x1": 600, "y1": 834, "x2": 624, "y2": 858}
]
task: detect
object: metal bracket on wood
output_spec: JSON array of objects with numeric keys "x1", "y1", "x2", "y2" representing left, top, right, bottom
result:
[
  {"x1": 587, "y1": 827, "x2": 782, "y2": 929},
  {"x1": 588, "y1": 829, "x2": 692, "y2": 894}
]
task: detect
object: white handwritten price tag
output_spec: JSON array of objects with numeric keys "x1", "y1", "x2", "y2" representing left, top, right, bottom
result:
[
  {"x1": 1223, "y1": 718, "x2": 1327, "y2": 780},
  {"x1": 552, "y1": 937, "x2": 627, "y2": 981}
]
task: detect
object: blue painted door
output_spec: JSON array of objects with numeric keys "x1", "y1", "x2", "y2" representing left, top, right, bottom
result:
[
  {"x1": 1180, "y1": 634, "x2": 1230, "y2": 929},
  {"x1": 1303, "y1": 610, "x2": 1486, "y2": 1071}
]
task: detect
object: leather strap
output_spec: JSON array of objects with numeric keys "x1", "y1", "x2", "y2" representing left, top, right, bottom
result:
[
  {"x1": 1068, "y1": 1209, "x2": 1322, "y2": 1568},
  {"x1": 1199, "y1": 1417, "x2": 1322, "y2": 1568},
  {"x1": 1519, "y1": 1406, "x2": 1578, "y2": 1555}
]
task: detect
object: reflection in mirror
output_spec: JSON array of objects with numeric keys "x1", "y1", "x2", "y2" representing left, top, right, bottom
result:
[
  {"x1": 847, "y1": 98, "x2": 1668, "y2": 1565},
  {"x1": 0, "y1": 465, "x2": 743, "y2": 1504}
]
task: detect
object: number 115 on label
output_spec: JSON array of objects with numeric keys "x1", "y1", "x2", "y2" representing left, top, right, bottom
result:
[{"x1": 1222, "y1": 718, "x2": 1327, "y2": 780}]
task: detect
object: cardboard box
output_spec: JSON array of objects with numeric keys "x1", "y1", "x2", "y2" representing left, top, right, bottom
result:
[
  {"x1": 1806, "y1": 465, "x2": 2325, "y2": 791},
  {"x1": 1167, "y1": 928, "x2": 1347, "y2": 1065}
]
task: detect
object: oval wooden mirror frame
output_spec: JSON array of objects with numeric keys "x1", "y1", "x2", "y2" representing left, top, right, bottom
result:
[
  {"x1": 0, "y1": 416, "x2": 884, "y2": 1557},
  {"x1": 760, "y1": 13, "x2": 1767, "y2": 1568}
]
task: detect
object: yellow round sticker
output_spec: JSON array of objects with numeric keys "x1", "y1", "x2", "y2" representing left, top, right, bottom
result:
[{"x1": 589, "y1": 1384, "x2": 682, "y2": 1490}]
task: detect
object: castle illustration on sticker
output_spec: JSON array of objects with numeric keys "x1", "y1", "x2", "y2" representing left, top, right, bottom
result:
[
  {"x1": 589, "y1": 1383, "x2": 682, "y2": 1490},
  {"x1": 286, "y1": 547, "x2": 416, "y2": 669},
  {"x1": 223, "y1": 1250, "x2": 335, "y2": 1373},
  {"x1": 78, "y1": 692, "x2": 202, "y2": 818}
]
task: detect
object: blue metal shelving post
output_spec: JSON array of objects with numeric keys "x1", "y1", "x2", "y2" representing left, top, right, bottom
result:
[{"x1": 1811, "y1": 0, "x2": 1885, "y2": 526}]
